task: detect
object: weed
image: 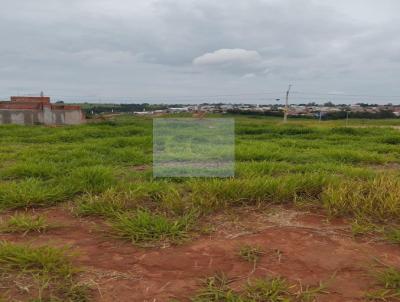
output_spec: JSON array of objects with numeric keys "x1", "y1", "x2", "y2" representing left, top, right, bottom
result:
[
  {"x1": 192, "y1": 273, "x2": 241, "y2": 302},
  {"x1": 0, "y1": 241, "x2": 76, "y2": 276},
  {"x1": 0, "y1": 178, "x2": 70, "y2": 211},
  {"x1": 68, "y1": 166, "x2": 116, "y2": 193},
  {"x1": 295, "y1": 282, "x2": 327, "y2": 302},
  {"x1": 384, "y1": 228, "x2": 400, "y2": 244},
  {"x1": 350, "y1": 219, "x2": 378, "y2": 236},
  {"x1": 244, "y1": 277, "x2": 291, "y2": 301},
  {"x1": 238, "y1": 245, "x2": 265, "y2": 263},
  {"x1": 381, "y1": 135, "x2": 400, "y2": 145},
  {"x1": 0, "y1": 162, "x2": 59, "y2": 180},
  {"x1": 375, "y1": 267, "x2": 400, "y2": 289},
  {"x1": 366, "y1": 266, "x2": 400, "y2": 301},
  {"x1": 323, "y1": 176, "x2": 400, "y2": 222},
  {"x1": 0, "y1": 241, "x2": 89, "y2": 301},
  {"x1": 365, "y1": 288, "x2": 400, "y2": 301},
  {"x1": 74, "y1": 188, "x2": 137, "y2": 217},
  {"x1": 191, "y1": 273, "x2": 326, "y2": 302},
  {"x1": 110, "y1": 209, "x2": 194, "y2": 245},
  {"x1": 0, "y1": 213, "x2": 53, "y2": 234}
]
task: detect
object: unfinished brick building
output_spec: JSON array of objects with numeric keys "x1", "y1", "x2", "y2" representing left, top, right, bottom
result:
[{"x1": 0, "y1": 96, "x2": 85, "y2": 125}]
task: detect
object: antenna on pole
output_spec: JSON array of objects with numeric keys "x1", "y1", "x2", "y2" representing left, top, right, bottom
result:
[{"x1": 283, "y1": 84, "x2": 292, "y2": 123}]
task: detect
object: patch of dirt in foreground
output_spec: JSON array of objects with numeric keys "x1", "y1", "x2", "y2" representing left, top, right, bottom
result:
[{"x1": 1, "y1": 207, "x2": 400, "y2": 302}]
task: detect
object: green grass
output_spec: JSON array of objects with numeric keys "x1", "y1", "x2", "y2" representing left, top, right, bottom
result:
[
  {"x1": 191, "y1": 273, "x2": 240, "y2": 302},
  {"x1": 74, "y1": 188, "x2": 137, "y2": 217},
  {"x1": 109, "y1": 209, "x2": 195, "y2": 246},
  {"x1": 0, "y1": 213, "x2": 53, "y2": 234},
  {"x1": 385, "y1": 228, "x2": 400, "y2": 244},
  {"x1": 1, "y1": 115, "x2": 400, "y2": 245},
  {"x1": 323, "y1": 175, "x2": 400, "y2": 223},
  {"x1": 238, "y1": 245, "x2": 265, "y2": 263},
  {"x1": 0, "y1": 241, "x2": 89, "y2": 301},
  {"x1": 366, "y1": 267, "x2": 400, "y2": 301},
  {"x1": 0, "y1": 178, "x2": 71, "y2": 210},
  {"x1": 350, "y1": 219, "x2": 378, "y2": 236},
  {"x1": 0, "y1": 241, "x2": 76, "y2": 276},
  {"x1": 244, "y1": 277, "x2": 292, "y2": 301},
  {"x1": 191, "y1": 273, "x2": 326, "y2": 302},
  {"x1": 68, "y1": 165, "x2": 116, "y2": 194}
]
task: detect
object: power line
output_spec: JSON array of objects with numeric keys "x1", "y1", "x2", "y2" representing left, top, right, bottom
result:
[
  {"x1": 1, "y1": 90, "x2": 399, "y2": 103},
  {"x1": 291, "y1": 91, "x2": 400, "y2": 98}
]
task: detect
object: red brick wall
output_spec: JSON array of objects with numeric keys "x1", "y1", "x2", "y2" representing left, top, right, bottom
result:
[
  {"x1": 0, "y1": 103, "x2": 42, "y2": 110},
  {"x1": 10, "y1": 96, "x2": 50, "y2": 104},
  {"x1": 0, "y1": 96, "x2": 82, "y2": 112}
]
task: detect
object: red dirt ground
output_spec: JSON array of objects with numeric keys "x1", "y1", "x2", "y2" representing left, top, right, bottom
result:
[{"x1": 1, "y1": 206, "x2": 399, "y2": 302}]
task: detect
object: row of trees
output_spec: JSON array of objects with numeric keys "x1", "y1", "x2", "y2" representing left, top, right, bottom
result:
[{"x1": 228, "y1": 109, "x2": 398, "y2": 120}]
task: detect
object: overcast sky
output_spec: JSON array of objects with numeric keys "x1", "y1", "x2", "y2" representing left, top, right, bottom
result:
[{"x1": 1, "y1": 0, "x2": 399, "y2": 104}]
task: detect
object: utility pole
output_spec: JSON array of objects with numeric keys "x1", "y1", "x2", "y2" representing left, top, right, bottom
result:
[{"x1": 283, "y1": 84, "x2": 292, "y2": 123}]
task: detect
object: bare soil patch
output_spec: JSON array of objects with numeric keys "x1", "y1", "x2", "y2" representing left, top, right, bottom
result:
[{"x1": 1, "y1": 206, "x2": 399, "y2": 301}]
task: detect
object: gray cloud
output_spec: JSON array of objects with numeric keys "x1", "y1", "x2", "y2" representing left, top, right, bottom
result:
[{"x1": 0, "y1": 0, "x2": 399, "y2": 103}]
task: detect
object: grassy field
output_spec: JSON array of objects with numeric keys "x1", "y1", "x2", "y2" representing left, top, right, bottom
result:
[{"x1": 0, "y1": 115, "x2": 400, "y2": 301}]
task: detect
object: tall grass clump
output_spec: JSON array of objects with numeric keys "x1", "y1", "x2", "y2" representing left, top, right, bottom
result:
[
  {"x1": 188, "y1": 173, "x2": 330, "y2": 210},
  {"x1": 366, "y1": 267, "x2": 400, "y2": 300},
  {"x1": 0, "y1": 162, "x2": 59, "y2": 180},
  {"x1": 323, "y1": 175, "x2": 400, "y2": 222},
  {"x1": 110, "y1": 209, "x2": 194, "y2": 245},
  {"x1": 74, "y1": 188, "x2": 139, "y2": 217},
  {"x1": 0, "y1": 178, "x2": 70, "y2": 211},
  {"x1": 0, "y1": 241, "x2": 90, "y2": 301},
  {"x1": 0, "y1": 213, "x2": 52, "y2": 234},
  {"x1": 330, "y1": 127, "x2": 360, "y2": 135},
  {"x1": 381, "y1": 135, "x2": 400, "y2": 145},
  {"x1": 192, "y1": 273, "x2": 325, "y2": 302},
  {"x1": 68, "y1": 165, "x2": 116, "y2": 193},
  {"x1": 0, "y1": 241, "x2": 75, "y2": 277}
]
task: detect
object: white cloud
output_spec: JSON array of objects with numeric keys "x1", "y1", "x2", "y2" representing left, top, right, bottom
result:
[
  {"x1": 193, "y1": 49, "x2": 263, "y2": 69},
  {"x1": 242, "y1": 73, "x2": 256, "y2": 79}
]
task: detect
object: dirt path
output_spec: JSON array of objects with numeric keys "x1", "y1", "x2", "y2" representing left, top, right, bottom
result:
[{"x1": 1, "y1": 207, "x2": 399, "y2": 301}]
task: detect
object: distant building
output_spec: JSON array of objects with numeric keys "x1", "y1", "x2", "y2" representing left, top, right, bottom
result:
[
  {"x1": 167, "y1": 107, "x2": 190, "y2": 113},
  {"x1": 0, "y1": 96, "x2": 85, "y2": 125}
]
